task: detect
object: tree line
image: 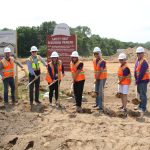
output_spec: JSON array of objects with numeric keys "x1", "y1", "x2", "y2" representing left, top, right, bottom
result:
[{"x1": 1, "y1": 21, "x2": 150, "y2": 57}]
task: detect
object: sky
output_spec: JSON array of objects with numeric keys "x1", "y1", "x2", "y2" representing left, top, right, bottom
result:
[{"x1": 0, "y1": 0, "x2": 150, "y2": 43}]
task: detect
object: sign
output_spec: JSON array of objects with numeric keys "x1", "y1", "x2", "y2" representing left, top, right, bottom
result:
[{"x1": 47, "y1": 34, "x2": 77, "y2": 71}]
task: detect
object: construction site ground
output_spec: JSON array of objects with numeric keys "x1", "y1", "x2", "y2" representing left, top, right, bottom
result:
[{"x1": 0, "y1": 60, "x2": 150, "y2": 150}]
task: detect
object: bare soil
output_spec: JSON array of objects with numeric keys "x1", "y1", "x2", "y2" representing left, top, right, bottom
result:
[{"x1": 0, "y1": 60, "x2": 150, "y2": 150}]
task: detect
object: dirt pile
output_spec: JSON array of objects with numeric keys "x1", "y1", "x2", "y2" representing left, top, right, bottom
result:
[{"x1": 108, "y1": 47, "x2": 150, "y2": 63}]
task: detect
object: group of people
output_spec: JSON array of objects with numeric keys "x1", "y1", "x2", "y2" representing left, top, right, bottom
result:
[
  {"x1": 117, "y1": 46, "x2": 149, "y2": 113},
  {"x1": 0, "y1": 46, "x2": 149, "y2": 114}
]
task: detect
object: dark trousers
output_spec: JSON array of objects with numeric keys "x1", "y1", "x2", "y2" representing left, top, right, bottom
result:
[
  {"x1": 73, "y1": 80, "x2": 85, "y2": 107},
  {"x1": 29, "y1": 74, "x2": 40, "y2": 105},
  {"x1": 49, "y1": 80, "x2": 60, "y2": 103},
  {"x1": 137, "y1": 82, "x2": 148, "y2": 111},
  {"x1": 3, "y1": 77, "x2": 15, "y2": 103}
]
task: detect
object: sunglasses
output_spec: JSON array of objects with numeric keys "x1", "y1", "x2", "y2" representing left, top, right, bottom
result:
[
  {"x1": 94, "y1": 53, "x2": 99, "y2": 55},
  {"x1": 31, "y1": 51, "x2": 37, "y2": 53}
]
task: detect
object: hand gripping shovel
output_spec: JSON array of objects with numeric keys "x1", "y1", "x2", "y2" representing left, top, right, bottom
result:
[{"x1": 47, "y1": 79, "x2": 58, "y2": 88}]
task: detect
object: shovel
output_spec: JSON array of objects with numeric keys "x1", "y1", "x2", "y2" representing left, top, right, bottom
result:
[
  {"x1": 88, "y1": 84, "x2": 97, "y2": 98},
  {"x1": 132, "y1": 85, "x2": 141, "y2": 105},
  {"x1": 70, "y1": 83, "x2": 73, "y2": 96},
  {"x1": 26, "y1": 75, "x2": 40, "y2": 89},
  {"x1": 47, "y1": 79, "x2": 58, "y2": 88}
]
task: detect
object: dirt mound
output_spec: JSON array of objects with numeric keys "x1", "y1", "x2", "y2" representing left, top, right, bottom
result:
[{"x1": 108, "y1": 47, "x2": 150, "y2": 63}]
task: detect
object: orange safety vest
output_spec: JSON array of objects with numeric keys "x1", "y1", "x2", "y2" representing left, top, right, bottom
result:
[
  {"x1": 1, "y1": 57, "x2": 14, "y2": 79},
  {"x1": 45, "y1": 60, "x2": 62, "y2": 84},
  {"x1": 135, "y1": 58, "x2": 149, "y2": 81},
  {"x1": 93, "y1": 58, "x2": 107, "y2": 79},
  {"x1": 117, "y1": 63, "x2": 131, "y2": 85},
  {"x1": 70, "y1": 61, "x2": 85, "y2": 82}
]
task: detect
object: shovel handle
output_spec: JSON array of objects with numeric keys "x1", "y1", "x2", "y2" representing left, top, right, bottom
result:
[
  {"x1": 47, "y1": 79, "x2": 58, "y2": 87},
  {"x1": 26, "y1": 75, "x2": 40, "y2": 89},
  {"x1": 70, "y1": 83, "x2": 73, "y2": 94}
]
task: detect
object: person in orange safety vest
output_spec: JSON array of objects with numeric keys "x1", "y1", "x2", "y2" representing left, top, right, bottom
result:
[
  {"x1": 117, "y1": 53, "x2": 131, "y2": 112},
  {"x1": 0, "y1": 47, "x2": 25, "y2": 111},
  {"x1": 93, "y1": 47, "x2": 107, "y2": 112},
  {"x1": 70, "y1": 51, "x2": 85, "y2": 113},
  {"x1": 45, "y1": 51, "x2": 64, "y2": 107},
  {"x1": 134, "y1": 46, "x2": 149, "y2": 113}
]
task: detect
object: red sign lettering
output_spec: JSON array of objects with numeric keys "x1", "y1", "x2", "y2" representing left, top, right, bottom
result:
[{"x1": 47, "y1": 35, "x2": 76, "y2": 71}]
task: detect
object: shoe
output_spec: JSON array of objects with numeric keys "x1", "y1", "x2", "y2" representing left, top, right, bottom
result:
[
  {"x1": 35, "y1": 100, "x2": 41, "y2": 104},
  {"x1": 30, "y1": 104, "x2": 34, "y2": 111},
  {"x1": 118, "y1": 106, "x2": 123, "y2": 110},
  {"x1": 12, "y1": 100, "x2": 18, "y2": 105},
  {"x1": 93, "y1": 105, "x2": 98, "y2": 108},
  {"x1": 134, "y1": 106, "x2": 141, "y2": 111},
  {"x1": 76, "y1": 106, "x2": 83, "y2": 113},
  {"x1": 138, "y1": 109, "x2": 144, "y2": 113},
  {"x1": 55, "y1": 102, "x2": 61, "y2": 108},
  {"x1": 50, "y1": 103, "x2": 55, "y2": 107},
  {"x1": 99, "y1": 108, "x2": 104, "y2": 113},
  {"x1": 120, "y1": 108, "x2": 127, "y2": 112},
  {"x1": 4, "y1": 103, "x2": 10, "y2": 112}
]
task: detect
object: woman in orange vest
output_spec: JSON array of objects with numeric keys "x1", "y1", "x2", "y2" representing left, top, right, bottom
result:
[
  {"x1": 93, "y1": 47, "x2": 107, "y2": 112},
  {"x1": 0, "y1": 47, "x2": 25, "y2": 110},
  {"x1": 45, "y1": 51, "x2": 64, "y2": 106},
  {"x1": 70, "y1": 51, "x2": 85, "y2": 113},
  {"x1": 117, "y1": 53, "x2": 131, "y2": 112},
  {"x1": 134, "y1": 47, "x2": 149, "y2": 113}
]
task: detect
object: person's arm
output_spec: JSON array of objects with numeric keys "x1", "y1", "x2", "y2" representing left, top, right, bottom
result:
[
  {"x1": 134, "y1": 60, "x2": 138, "y2": 80},
  {"x1": 123, "y1": 67, "x2": 130, "y2": 76},
  {"x1": 62, "y1": 64, "x2": 65, "y2": 76},
  {"x1": 48, "y1": 64, "x2": 54, "y2": 80},
  {"x1": 26, "y1": 60, "x2": 36, "y2": 76},
  {"x1": 0, "y1": 62, "x2": 4, "y2": 79},
  {"x1": 14, "y1": 59, "x2": 24, "y2": 68},
  {"x1": 39, "y1": 56, "x2": 46, "y2": 66}
]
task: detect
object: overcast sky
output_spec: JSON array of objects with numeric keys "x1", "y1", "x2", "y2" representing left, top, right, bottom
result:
[{"x1": 0, "y1": 0, "x2": 150, "y2": 43}]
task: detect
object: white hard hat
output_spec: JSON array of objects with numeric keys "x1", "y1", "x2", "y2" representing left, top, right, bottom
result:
[
  {"x1": 4, "y1": 47, "x2": 11, "y2": 53},
  {"x1": 118, "y1": 53, "x2": 127, "y2": 60},
  {"x1": 30, "y1": 46, "x2": 38, "y2": 52},
  {"x1": 71, "y1": 51, "x2": 79, "y2": 57},
  {"x1": 93, "y1": 47, "x2": 101, "y2": 53},
  {"x1": 50, "y1": 51, "x2": 59, "y2": 58},
  {"x1": 136, "y1": 46, "x2": 145, "y2": 53}
]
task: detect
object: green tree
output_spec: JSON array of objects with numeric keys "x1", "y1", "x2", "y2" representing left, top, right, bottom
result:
[
  {"x1": 38, "y1": 45, "x2": 47, "y2": 57},
  {"x1": 17, "y1": 26, "x2": 39, "y2": 57},
  {"x1": 39, "y1": 21, "x2": 56, "y2": 45},
  {"x1": 71, "y1": 26, "x2": 91, "y2": 56}
]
